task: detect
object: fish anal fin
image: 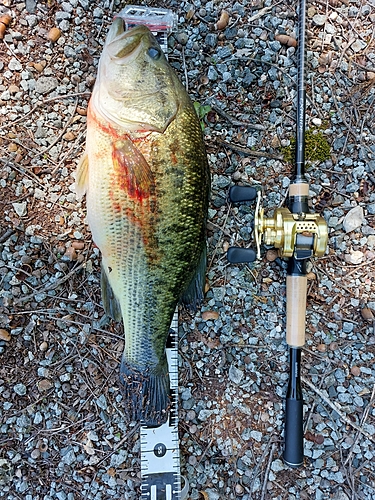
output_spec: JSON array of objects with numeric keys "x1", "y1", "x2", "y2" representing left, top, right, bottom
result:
[
  {"x1": 120, "y1": 360, "x2": 170, "y2": 426},
  {"x1": 100, "y1": 263, "x2": 122, "y2": 321},
  {"x1": 75, "y1": 151, "x2": 89, "y2": 199},
  {"x1": 112, "y1": 139, "x2": 154, "y2": 201},
  {"x1": 181, "y1": 244, "x2": 207, "y2": 312}
]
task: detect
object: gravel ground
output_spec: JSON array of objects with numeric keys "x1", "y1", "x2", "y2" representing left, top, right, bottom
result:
[{"x1": 1, "y1": 0, "x2": 375, "y2": 499}]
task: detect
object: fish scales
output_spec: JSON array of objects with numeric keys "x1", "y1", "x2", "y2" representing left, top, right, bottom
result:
[{"x1": 76, "y1": 21, "x2": 210, "y2": 425}]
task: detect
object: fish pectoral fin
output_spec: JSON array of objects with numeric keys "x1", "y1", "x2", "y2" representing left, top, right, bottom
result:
[
  {"x1": 120, "y1": 360, "x2": 170, "y2": 426},
  {"x1": 101, "y1": 263, "x2": 122, "y2": 321},
  {"x1": 180, "y1": 244, "x2": 207, "y2": 312},
  {"x1": 75, "y1": 151, "x2": 89, "y2": 199},
  {"x1": 113, "y1": 139, "x2": 154, "y2": 199}
]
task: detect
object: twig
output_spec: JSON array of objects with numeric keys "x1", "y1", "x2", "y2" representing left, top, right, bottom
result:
[
  {"x1": 196, "y1": 438, "x2": 214, "y2": 466},
  {"x1": 207, "y1": 203, "x2": 231, "y2": 271},
  {"x1": 0, "y1": 228, "x2": 15, "y2": 243},
  {"x1": 248, "y1": 1, "x2": 284, "y2": 22},
  {"x1": 343, "y1": 257, "x2": 375, "y2": 279},
  {"x1": 0, "y1": 157, "x2": 46, "y2": 188},
  {"x1": 96, "y1": 424, "x2": 140, "y2": 467},
  {"x1": 215, "y1": 137, "x2": 283, "y2": 160},
  {"x1": 181, "y1": 46, "x2": 189, "y2": 92},
  {"x1": 260, "y1": 442, "x2": 276, "y2": 500},
  {"x1": 35, "y1": 98, "x2": 79, "y2": 159},
  {"x1": 0, "y1": 92, "x2": 91, "y2": 130},
  {"x1": 248, "y1": 435, "x2": 277, "y2": 498},
  {"x1": 14, "y1": 262, "x2": 85, "y2": 304},
  {"x1": 210, "y1": 102, "x2": 265, "y2": 130},
  {"x1": 302, "y1": 376, "x2": 375, "y2": 443},
  {"x1": 344, "y1": 383, "x2": 375, "y2": 467}
]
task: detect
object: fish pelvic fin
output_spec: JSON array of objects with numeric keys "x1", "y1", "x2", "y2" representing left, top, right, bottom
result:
[
  {"x1": 75, "y1": 151, "x2": 89, "y2": 199},
  {"x1": 112, "y1": 138, "x2": 154, "y2": 201},
  {"x1": 100, "y1": 263, "x2": 122, "y2": 321},
  {"x1": 181, "y1": 244, "x2": 207, "y2": 312},
  {"x1": 120, "y1": 360, "x2": 170, "y2": 427}
]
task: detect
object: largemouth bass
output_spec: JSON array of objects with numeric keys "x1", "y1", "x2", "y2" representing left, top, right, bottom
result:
[{"x1": 75, "y1": 19, "x2": 210, "y2": 425}]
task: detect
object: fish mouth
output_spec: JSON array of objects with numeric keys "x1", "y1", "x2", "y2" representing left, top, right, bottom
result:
[{"x1": 106, "y1": 19, "x2": 151, "y2": 61}]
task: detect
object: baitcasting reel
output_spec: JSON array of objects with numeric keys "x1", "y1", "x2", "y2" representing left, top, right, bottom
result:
[{"x1": 227, "y1": 185, "x2": 328, "y2": 264}]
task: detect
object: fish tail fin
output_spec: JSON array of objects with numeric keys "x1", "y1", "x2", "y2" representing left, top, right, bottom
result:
[
  {"x1": 120, "y1": 359, "x2": 170, "y2": 426},
  {"x1": 181, "y1": 244, "x2": 207, "y2": 311},
  {"x1": 101, "y1": 263, "x2": 122, "y2": 321}
]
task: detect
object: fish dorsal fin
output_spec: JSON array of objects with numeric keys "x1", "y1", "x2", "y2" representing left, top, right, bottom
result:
[
  {"x1": 75, "y1": 151, "x2": 89, "y2": 199},
  {"x1": 113, "y1": 139, "x2": 154, "y2": 200}
]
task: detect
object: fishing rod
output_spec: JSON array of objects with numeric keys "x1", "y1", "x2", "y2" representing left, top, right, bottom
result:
[{"x1": 227, "y1": 0, "x2": 328, "y2": 466}]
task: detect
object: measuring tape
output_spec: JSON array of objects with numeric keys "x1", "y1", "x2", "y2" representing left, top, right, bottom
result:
[
  {"x1": 115, "y1": 7, "x2": 187, "y2": 499},
  {"x1": 140, "y1": 310, "x2": 188, "y2": 500}
]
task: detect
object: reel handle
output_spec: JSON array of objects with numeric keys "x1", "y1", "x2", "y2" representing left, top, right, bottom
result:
[
  {"x1": 227, "y1": 247, "x2": 257, "y2": 264},
  {"x1": 229, "y1": 186, "x2": 258, "y2": 203}
]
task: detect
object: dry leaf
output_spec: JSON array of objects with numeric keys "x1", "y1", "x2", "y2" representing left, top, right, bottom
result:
[
  {"x1": 275, "y1": 34, "x2": 297, "y2": 47},
  {"x1": 0, "y1": 329, "x2": 11, "y2": 341},
  {"x1": 201, "y1": 310, "x2": 219, "y2": 321}
]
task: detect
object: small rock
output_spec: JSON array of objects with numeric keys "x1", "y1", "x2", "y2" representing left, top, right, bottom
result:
[
  {"x1": 71, "y1": 240, "x2": 84, "y2": 250},
  {"x1": 204, "y1": 489, "x2": 220, "y2": 500},
  {"x1": 37, "y1": 379, "x2": 53, "y2": 392},
  {"x1": 313, "y1": 14, "x2": 327, "y2": 26},
  {"x1": 25, "y1": 0, "x2": 36, "y2": 13},
  {"x1": 64, "y1": 246, "x2": 77, "y2": 261},
  {"x1": 63, "y1": 131, "x2": 75, "y2": 141},
  {"x1": 351, "y1": 40, "x2": 367, "y2": 53},
  {"x1": 312, "y1": 117, "x2": 322, "y2": 127},
  {"x1": 229, "y1": 364, "x2": 244, "y2": 385},
  {"x1": 8, "y1": 84, "x2": 19, "y2": 94},
  {"x1": 0, "y1": 329, "x2": 11, "y2": 341},
  {"x1": 346, "y1": 250, "x2": 364, "y2": 265},
  {"x1": 271, "y1": 458, "x2": 285, "y2": 472},
  {"x1": 343, "y1": 206, "x2": 364, "y2": 233},
  {"x1": 329, "y1": 342, "x2": 338, "y2": 351},
  {"x1": 175, "y1": 32, "x2": 189, "y2": 45},
  {"x1": 266, "y1": 249, "x2": 279, "y2": 262},
  {"x1": 317, "y1": 343, "x2": 326, "y2": 353},
  {"x1": 39, "y1": 341, "x2": 48, "y2": 351},
  {"x1": 8, "y1": 57, "x2": 22, "y2": 71},
  {"x1": 350, "y1": 365, "x2": 361, "y2": 377},
  {"x1": 33, "y1": 62, "x2": 45, "y2": 73},
  {"x1": 12, "y1": 202, "x2": 27, "y2": 217},
  {"x1": 235, "y1": 483, "x2": 244, "y2": 496},
  {"x1": 14, "y1": 383, "x2": 27, "y2": 396},
  {"x1": 30, "y1": 449, "x2": 40, "y2": 459},
  {"x1": 35, "y1": 76, "x2": 59, "y2": 95}
]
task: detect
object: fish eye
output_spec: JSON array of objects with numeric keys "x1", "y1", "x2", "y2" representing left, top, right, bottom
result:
[{"x1": 147, "y1": 47, "x2": 161, "y2": 60}]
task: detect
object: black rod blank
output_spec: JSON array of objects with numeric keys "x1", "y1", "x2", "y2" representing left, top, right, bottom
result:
[{"x1": 295, "y1": 0, "x2": 307, "y2": 182}]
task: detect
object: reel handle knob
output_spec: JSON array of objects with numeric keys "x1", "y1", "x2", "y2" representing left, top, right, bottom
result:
[
  {"x1": 227, "y1": 247, "x2": 257, "y2": 264},
  {"x1": 229, "y1": 186, "x2": 258, "y2": 203}
]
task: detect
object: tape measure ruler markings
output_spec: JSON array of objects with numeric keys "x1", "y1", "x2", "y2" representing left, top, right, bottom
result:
[{"x1": 115, "y1": 7, "x2": 184, "y2": 500}]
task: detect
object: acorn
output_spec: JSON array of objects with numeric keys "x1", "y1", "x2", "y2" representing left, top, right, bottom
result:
[
  {"x1": 0, "y1": 14, "x2": 11, "y2": 40},
  {"x1": 47, "y1": 27, "x2": 61, "y2": 43}
]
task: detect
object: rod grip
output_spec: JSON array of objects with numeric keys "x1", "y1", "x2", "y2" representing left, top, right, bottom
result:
[
  {"x1": 283, "y1": 397, "x2": 304, "y2": 468},
  {"x1": 286, "y1": 275, "x2": 307, "y2": 347}
]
